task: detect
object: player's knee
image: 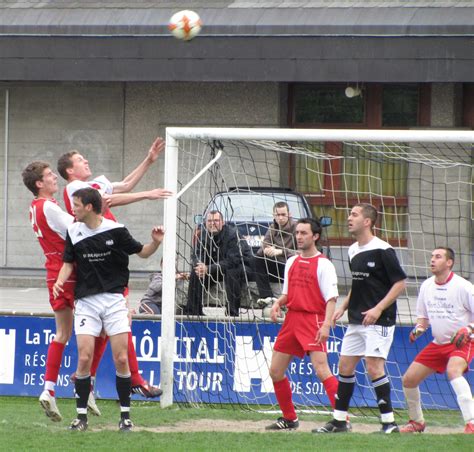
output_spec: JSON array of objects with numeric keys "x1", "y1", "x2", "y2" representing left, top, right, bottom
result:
[
  {"x1": 402, "y1": 372, "x2": 417, "y2": 388},
  {"x1": 446, "y1": 366, "x2": 464, "y2": 381},
  {"x1": 54, "y1": 328, "x2": 72, "y2": 344},
  {"x1": 313, "y1": 361, "x2": 331, "y2": 381},
  {"x1": 366, "y1": 362, "x2": 384, "y2": 380},
  {"x1": 113, "y1": 351, "x2": 128, "y2": 369},
  {"x1": 77, "y1": 353, "x2": 93, "y2": 371},
  {"x1": 269, "y1": 366, "x2": 285, "y2": 382}
]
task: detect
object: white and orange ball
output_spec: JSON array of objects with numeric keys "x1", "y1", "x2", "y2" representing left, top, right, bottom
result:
[{"x1": 168, "y1": 10, "x2": 202, "y2": 41}]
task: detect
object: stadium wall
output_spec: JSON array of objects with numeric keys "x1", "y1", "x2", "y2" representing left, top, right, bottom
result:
[
  {"x1": 0, "y1": 81, "x2": 283, "y2": 271},
  {"x1": 0, "y1": 82, "x2": 468, "y2": 272}
]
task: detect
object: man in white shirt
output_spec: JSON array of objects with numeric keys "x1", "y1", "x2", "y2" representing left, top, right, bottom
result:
[{"x1": 401, "y1": 247, "x2": 474, "y2": 434}]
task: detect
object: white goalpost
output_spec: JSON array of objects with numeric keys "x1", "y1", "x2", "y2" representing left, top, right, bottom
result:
[{"x1": 160, "y1": 127, "x2": 474, "y2": 411}]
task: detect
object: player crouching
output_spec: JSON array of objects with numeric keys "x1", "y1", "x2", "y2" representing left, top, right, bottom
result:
[{"x1": 401, "y1": 247, "x2": 474, "y2": 434}]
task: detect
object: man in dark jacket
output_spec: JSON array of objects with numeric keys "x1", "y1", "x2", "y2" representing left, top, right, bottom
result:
[{"x1": 185, "y1": 210, "x2": 248, "y2": 317}]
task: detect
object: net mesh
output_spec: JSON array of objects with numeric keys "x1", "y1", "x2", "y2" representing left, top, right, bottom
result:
[{"x1": 166, "y1": 135, "x2": 473, "y2": 415}]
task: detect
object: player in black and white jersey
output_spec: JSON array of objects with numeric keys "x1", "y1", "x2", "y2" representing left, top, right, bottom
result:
[
  {"x1": 53, "y1": 188, "x2": 164, "y2": 432},
  {"x1": 316, "y1": 203, "x2": 407, "y2": 434}
]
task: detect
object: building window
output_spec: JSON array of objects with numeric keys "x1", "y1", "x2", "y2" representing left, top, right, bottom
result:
[
  {"x1": 292, "y1": 85, "x2": 365, "y2": 125},
  {"x1": 382, "y1": 85, "x2": 419, "y2": 127},
  {"x1": 289, "y1": 83, "x2": 428, "y2": 246}
]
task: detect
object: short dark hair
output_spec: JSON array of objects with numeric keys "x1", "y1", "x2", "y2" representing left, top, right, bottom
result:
[
  {"x1": 354, "y1": 203, "x2": 378, "y2": 228},
  {"x1": 437, "y1": 247, "x2": 455, "y2": 265},
  {"x1": 72, "y1": 187, "x2": 102, "y2": 214},
  {"x1": 57, "y1": 150, "x2": 79, "y2": 180},
  {"x1": 22, "y1": 161, "x2": 50, "y2": 196},
  {"x1": 273, "y1": 201, "x2": 289, "y2": 212},
  {"x1": 207, "y1": 210, "x2": 223, "y2": 220},
  {"x1": 297, "y1": 217, "x2": 322, "y2": 236}
]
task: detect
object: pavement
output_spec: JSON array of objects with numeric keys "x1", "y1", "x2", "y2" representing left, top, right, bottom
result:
[{"x1": 0, "y1": 284, "x2": 418, "y2": 325}]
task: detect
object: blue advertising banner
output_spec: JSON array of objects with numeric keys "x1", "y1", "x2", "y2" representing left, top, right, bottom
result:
[{"x1": 0, "y1": 315, "x2": 471, "y2": 409}]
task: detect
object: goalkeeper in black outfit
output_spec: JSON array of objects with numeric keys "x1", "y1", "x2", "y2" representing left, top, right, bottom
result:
[{"x1": 316, "y1": 203, "x2": 407, "y2": 434}]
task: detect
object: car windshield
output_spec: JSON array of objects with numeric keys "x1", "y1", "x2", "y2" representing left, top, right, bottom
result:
[{"x1": 206, "y1": 192, "x2": 308, "y2": 222}]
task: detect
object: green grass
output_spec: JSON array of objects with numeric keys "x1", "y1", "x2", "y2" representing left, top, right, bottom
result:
[{"x1": 0, "y1": 397, "x2": 471, "y2": 451}]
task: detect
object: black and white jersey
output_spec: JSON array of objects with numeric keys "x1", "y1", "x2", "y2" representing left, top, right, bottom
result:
[
  {"x1": 63, "y1": 218, "x2": 143, "y2": 299},
  {"x1": 348, "y1": 236, "x2": 406, "y2": 327}
]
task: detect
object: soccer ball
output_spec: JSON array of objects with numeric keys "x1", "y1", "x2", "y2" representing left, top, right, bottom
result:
[{"x1": 168, "y1": 10, "x2": 202, "y2": 41}]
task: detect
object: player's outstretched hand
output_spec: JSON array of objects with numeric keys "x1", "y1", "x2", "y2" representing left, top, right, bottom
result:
[
  {"x1": 151, "y1": 226, "x2": 165, "y2": 243},
  {"x1": 147, "y1": 188, "x2": 173, "y2": 200},
  {"x1": 450, "y1": 325, "x2": 473, "y2": 349},
  {"x1": 409, "y1": 324, "x2": 426, "y2": 343},
  {"x1": 148, "y1": 137, "x2": 165, "y2": 162},
  {"x1": 52, "y1": 280, "x2": 64, "y2": 299}
]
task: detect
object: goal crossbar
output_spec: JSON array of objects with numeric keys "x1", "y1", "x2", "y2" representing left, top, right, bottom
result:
[{"x1": 166, "y1": 127, "x2": 474, "y2": 143}]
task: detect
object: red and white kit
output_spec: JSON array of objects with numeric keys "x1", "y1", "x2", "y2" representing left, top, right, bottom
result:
[
  {"x1": 274, "y1": 253, "x2": 338, "y2": 357},
  {"x1": 29, "y1": 198, "x2": 75, "y2": 310}
]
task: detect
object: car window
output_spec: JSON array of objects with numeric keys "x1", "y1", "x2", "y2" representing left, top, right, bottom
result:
[{"x1": 206, "y1": 192, "x2": 308, "y2": 221}]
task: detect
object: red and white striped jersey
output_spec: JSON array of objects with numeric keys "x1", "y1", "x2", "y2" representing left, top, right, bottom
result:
[{"x1": 29, "y1": 198, "x2": 74, "y2": 279}]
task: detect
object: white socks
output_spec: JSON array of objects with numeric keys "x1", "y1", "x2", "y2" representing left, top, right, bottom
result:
[
  {"x1": 450, "y1": 376, "x2": 474, "y2": 423},
  {"x1": 403, "y1": 386, "x2": 424, "y2": 423}
]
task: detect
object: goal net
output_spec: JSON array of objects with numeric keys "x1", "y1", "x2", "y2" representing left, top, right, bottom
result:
[{"x1": 160, "y1": 127, "x2": 473, "y2": 416}]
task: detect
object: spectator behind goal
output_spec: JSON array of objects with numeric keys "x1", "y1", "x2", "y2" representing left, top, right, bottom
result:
[{"x1": 138, "y1": 259, "x2": 189, "y2": 315}]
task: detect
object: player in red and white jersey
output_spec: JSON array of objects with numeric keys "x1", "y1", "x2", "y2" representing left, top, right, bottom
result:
[
  {"x1": 58, "y1": 137, "x2": 172, "y2": 220},
  {"x1": 63, "y1": 174, "x2": 117, "y2": 221},
  {"x1": 401, "y1": 247, "x2": 474, "y2": 434},
  {"x1": 265, "y1": 218, "x2": 339, "y2": 431},
  {"x1": 56, "y1": 137, "x2": 172, "y2": 399},
  {"x1": 22, "y1": 161, "x2": 75, "y2": 423}
]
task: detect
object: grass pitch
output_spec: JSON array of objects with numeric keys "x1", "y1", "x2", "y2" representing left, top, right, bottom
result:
[{"x1": 0, "y1": 396, "x2": 471, "y2": 451}]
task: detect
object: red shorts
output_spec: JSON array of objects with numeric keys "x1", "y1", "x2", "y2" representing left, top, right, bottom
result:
[
  {"x1": 47, "y1": 279, "x2": 75, "y2": 311},
  {"x1": 415, "y1": 341, "x2": 474, "y2": 374},
  {"x1": 273, "y1": 310, "x2": 327, "y2": 358}
]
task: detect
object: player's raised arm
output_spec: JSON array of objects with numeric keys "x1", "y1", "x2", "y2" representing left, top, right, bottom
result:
[
  {"x1": 112, "y1": 137, "x2": 165, "y2": 193},
  {"x1": 105, "y1": 188, "x2": 173, "y2": 207},
  {"x1": 137, "y1": 226, "x2": 165, "y2": 258}
]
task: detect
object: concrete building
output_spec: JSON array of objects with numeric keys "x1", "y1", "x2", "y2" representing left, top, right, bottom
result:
[{"x1": 0, "y1": 1, "x2": 472, "y2": 279}]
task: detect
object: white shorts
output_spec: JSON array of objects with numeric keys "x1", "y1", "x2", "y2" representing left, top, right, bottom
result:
[
  {"x1": 74, "y1": 293, "x2": 131, "y2": 337},
  {"x1": 340, "y1": 324, "x2": 395, "y2": 360}
]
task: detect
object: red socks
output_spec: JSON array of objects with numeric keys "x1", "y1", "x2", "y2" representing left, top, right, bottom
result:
[
  {"x1": 128, "y1": 332, "x2": 144, "y2": 386},
  {"x1": 323, "y1": 375, "x2": 339, "y2": 409},
  {"x1": 273, "y1": 377, "x2": 297, "y2": 421},
  {"x1": 44, "y1": 340, "x2": 66, "y2": 384}
]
